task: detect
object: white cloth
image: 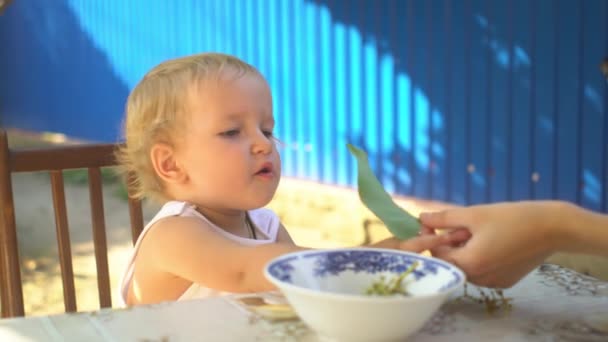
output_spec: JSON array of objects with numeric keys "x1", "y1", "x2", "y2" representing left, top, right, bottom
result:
[{"x1": 118, "y1": 201, "x2": 281, "y2": 305}]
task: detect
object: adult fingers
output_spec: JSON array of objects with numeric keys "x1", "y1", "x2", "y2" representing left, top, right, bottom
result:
[
  {"x1": 398, "y1": 233, "x2": 456, "y2": 253},
  {"x1": 421, "y1": 227, "x2": 470, "y2": 255},
  {"x1": 419, "y1": 225, "x2": 471, "y2": 242},
  {"x1": 431, "y1": 233, "x2": 498, "y2": 279},
  {"x1": 419, "y1": 208, "x2": 473, "y2": 230},
  {"x1": 447, "y1": 228, "x2": 472, "y2": 242},
  {"x1": 419, "y1": 225, "x2": 436, "y2": 236}
]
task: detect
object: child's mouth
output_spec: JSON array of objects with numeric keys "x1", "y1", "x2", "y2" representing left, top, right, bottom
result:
[{"x1": 256, "y1": 163, "x2": 274, "y2": 177}]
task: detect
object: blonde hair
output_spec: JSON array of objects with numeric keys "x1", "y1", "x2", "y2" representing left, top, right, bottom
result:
[{"x1": 116, "y1": 52, "x2": 262, "y2": 202}]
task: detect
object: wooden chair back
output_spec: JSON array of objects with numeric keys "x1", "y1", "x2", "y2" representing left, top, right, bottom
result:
[{"x1": 0, "y1": 130, "x2": 144, "y2": 318}]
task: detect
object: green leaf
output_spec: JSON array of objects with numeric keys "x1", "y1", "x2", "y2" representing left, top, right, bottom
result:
[{"x1": 347, "y1": 143, "x2": 420, "y2": 239}]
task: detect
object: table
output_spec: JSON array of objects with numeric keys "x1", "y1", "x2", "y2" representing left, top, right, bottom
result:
[{"x1": 1, "y1": 264, "x2": 607, "y2": 341}]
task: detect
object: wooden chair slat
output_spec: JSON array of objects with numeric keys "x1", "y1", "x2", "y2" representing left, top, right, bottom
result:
[
  {"x1": 50, "y1": 171, "x2": 77, "y2": 313},
  {"x1": 0, "y1": 129, "x2": 144, "y2": 318},
  {"x1": 11, "y1": 144, "x2": 117, "y2": 172},
  {"x1": 88, "y1": 167, "x2": 112, "y2": 308},
  {"x1": 0, "y1": 131, "x2": 25, "y2": 318}
]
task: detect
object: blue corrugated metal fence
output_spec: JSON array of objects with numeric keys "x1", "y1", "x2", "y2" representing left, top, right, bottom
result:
[{"x1": 0, "y1": 0, "x2": 607, "y2": 210}]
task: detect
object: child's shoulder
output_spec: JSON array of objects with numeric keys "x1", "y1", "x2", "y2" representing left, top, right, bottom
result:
[
  {"x1": 155, "y1": 200, "x2": 192, "y2": 217},
  {"x1": 141, "y1": 201, "x2": 212, "y2": 242}
]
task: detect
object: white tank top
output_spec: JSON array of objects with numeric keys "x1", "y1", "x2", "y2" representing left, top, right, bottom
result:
[{"x1": 118, "y1": 201, "x2": 281, "y2": 305}]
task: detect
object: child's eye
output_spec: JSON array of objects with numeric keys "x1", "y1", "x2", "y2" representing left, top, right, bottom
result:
[
  {"x1": 220, "y1": 129, "x2": 240, "y2": 137},
  {"x1": 263, "y1": 130, "x2": 274, "y2": 138}
]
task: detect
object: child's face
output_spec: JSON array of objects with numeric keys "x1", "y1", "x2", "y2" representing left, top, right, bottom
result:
[{"x1": 173, "y1": 72, "x2": 280, "y2": 211}]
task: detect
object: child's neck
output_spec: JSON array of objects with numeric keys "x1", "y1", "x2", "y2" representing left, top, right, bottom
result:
[{"x1": 193, "y1": 204, "x2": 251, "y2": 238}]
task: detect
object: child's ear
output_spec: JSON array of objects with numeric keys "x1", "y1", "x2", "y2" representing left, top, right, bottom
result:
[{"x1": 150, "y1": 143, "x2": 187, "y2": 184}]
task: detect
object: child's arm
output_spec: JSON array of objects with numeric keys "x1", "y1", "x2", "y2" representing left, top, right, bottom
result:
[
  {"x1": 141, "y1": 216, "x2": 464, "y2": 294},
  {"x1": 141, "y1": 216, "x2": 304, "y2": 293},
  {"x1": 369, "y1": 230, "x2": 471, "y2": 251}
]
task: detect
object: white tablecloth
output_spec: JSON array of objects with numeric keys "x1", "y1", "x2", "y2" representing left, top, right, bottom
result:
[{"x1": 1, "y1": 264, "x2": 607, "y2": 341}]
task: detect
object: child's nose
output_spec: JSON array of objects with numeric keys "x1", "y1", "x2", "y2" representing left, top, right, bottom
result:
[{"x1": 251, "y1": 132, "x2": 273, "y2": 154}]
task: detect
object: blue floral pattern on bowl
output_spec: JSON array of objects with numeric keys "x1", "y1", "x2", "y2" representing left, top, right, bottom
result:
[
  {"x1": 267, "y1": 249, "x2": 463, "y2": 291},
  {"x1": 310, "y1": 250, "x2": 437, "y2": 279},
  {"x1": 269, "y1": 256, "x2": 297, "y2": 283}
]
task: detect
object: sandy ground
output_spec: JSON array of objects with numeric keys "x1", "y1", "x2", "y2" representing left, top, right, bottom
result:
[{"x1": 4, "y1": 131, "x2": 608, "y2": 317}]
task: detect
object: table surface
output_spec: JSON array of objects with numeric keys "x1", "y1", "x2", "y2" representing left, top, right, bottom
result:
[{"x1": 1, "y1": 264, "x2": 607, "y2": 341}]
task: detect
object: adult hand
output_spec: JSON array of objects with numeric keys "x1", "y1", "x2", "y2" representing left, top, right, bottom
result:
[
  {"x1": 419, "y1": 201, "x2": 573, "y2": 288},
  {"x1": 373, "y1": 229, "x2": 471, "y2": 254}
]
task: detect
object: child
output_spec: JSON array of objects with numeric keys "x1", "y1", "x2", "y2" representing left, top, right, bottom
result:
[{"x1": 117, "y1": 52, "x2": 466, "y2": 305}]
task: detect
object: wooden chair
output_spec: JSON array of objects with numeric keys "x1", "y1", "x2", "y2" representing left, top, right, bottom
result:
[{"x1": 0, "y1": 129, "x2": 144, "y2": 318}]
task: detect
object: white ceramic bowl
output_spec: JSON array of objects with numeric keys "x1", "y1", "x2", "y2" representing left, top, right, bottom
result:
[{"x1": 264, "y1": 248, "x2": 465, "y2": 341}]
